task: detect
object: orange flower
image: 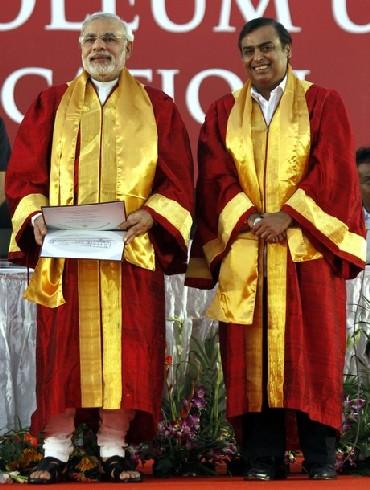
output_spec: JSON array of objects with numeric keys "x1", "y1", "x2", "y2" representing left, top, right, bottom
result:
[
  {"x1": 76, "y1": 456, "x2": 98, "y2": 472},
  {"x1": 18, "y1": 448, "x2": 43, "y2": 469},
  {"x1": 24, "y1": 432, "x2": 38, "y2": 447},
  {"x1": 165, "y1": 355, "x2": 173, "y2": 366}
]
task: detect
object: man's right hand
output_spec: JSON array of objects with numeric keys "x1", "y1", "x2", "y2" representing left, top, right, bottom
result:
[{"x1": 33, "y1": 215, "x2": 47, "y2": 245}]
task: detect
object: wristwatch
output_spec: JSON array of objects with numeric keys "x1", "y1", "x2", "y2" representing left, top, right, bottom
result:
[{"x1": 251, "y1": 215, "x2": 263, "y2": 227}]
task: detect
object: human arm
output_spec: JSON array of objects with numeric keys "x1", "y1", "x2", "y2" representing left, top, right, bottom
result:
[
  {"x1": 186, "y1": 96, "x2": 259, "y2": 288},
  {"x1": 281, "y1": 87, "x2": 365, "y2": 278},
  {"x1": 141, "y1": 88, "x2": 194, "y2": 274},
  {"x1": 5, "y1": 85, "x2": 66, "y2": 266}
]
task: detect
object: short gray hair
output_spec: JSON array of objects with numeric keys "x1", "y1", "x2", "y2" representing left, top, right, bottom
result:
[{"x1": 80, "y1": 12, "x2": 134, "y2": 42}]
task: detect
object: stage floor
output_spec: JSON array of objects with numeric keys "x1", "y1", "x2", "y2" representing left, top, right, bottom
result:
[{"x1": 2, "y1": 475, "x2": 370, "y2": 489}]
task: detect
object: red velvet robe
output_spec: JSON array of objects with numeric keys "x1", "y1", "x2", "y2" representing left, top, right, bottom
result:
[
  {"x1": 186, "y1": 84, "x2": 365, "y2": 439},
  {"x1": 6, "y1": 82, "x2": 194, "y2": 442}
]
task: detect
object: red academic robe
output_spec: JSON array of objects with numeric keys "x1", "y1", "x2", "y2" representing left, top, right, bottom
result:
[
  {"x1": 6, "y1": 83, "x2": 194, "y2": 442},
  {"x1": 186, "y1": 84, "x2": 365, "y2": 439}
]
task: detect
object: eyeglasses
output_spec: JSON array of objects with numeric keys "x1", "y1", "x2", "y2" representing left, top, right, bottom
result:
[{"x1": 80, "y1": 33, "x2": 126, "y2": 47}]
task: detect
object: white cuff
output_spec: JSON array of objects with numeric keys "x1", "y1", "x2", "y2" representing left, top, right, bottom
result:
[{"x1": 31, "y1": 212, "x2": 42, "y2": 226}]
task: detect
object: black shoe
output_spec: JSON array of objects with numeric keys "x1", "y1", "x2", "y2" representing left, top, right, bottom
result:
[
  {"x1": 307, "y1": 463, "x2": 337, "y2": 480},
  {"x1": 244, "y1": 456, "x2": 287, "y2": 481}
]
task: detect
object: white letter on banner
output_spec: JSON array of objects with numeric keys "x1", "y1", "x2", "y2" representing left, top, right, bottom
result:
[
  {"x1": 333, "y1": 0, "x2": 370, "y2": 33},
  {"x1": 1, "y1": 68, "x2": 53, "y2": 123},
  {"x1": 0, "y1": 0, "x2": 36, "y2": 30},
  {"x1": 215, "y1": 0, "x2": 300, "y2": 32},
  {"x1": 152, "y1": 0, "x2": 205, "y2": 32},
  {"x1": 157, "y1": 70, "x2": 179, "y2": 99},
  {"x1": 293, "y1": 69, "x2": 310, "y2": 80},
  {"x1": 129, "y1": 69, "x2": 153, "y2": 84},
  {"x1": 186, "y1": 69, "x2": 243, "y2": 123},
  {"x1": 47, "y1": 0, "x2": 139, "y2": 31}
]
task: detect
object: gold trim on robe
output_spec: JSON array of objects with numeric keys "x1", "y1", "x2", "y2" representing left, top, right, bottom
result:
[
  {"x1": 206, "y1": 68, "x2": 315, "y2": 408},
  {"x1": 286, "y1": 188, "x2": 366, "y2": 262},
  {"x1": 145, "y1": 193, "x2": 192, "y2": 246},
  {"x1": 203, "y1": 192, "x2": 254, "y2": 265},
  {"x1": 25, "y1": 69, "x2": 160, "y2": 408},
  {"x1": 186, "y1": 257, "x2": 213, "y2": 280},
  {"x1": 9, "y1": 193, "x2": 48, "y2": 253}
]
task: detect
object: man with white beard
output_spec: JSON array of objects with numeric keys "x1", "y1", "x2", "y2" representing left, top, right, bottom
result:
[{"x1": 6, "y1": 12, "x2": 193, "y2": 484}]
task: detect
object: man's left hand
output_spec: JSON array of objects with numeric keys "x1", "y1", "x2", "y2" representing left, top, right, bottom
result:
[
  {"x1": 120, "y1": 209, "x2": 154, "y2": 245},
  {"x1": 252, "y1": 211, "x2": 292, "y2": 241}
]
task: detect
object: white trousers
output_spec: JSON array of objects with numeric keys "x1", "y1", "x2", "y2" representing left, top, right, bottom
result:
[{"x1": 43, "y1": 408, "x2": 136, "y2": 462}]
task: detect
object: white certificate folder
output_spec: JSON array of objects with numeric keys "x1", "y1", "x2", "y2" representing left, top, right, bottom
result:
[{"x1": 40, "y1": 201, "x2": 127, "y2": 261}]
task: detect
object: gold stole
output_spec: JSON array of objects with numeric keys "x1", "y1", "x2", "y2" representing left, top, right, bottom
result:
[
  {"x1": 25, "y1": 69, "x2": 158, "y2": 408},
  {"x1": 209, "y1": 69, "x2": 318, "y2": 409}
]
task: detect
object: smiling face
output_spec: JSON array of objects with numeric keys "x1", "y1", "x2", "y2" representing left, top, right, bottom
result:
[
  {"x1": 240, "y1": 24, "x2": 291, "y2": 99},
  {"x1": 80, "y1": 18, "x2": 132, "y2": 81}
]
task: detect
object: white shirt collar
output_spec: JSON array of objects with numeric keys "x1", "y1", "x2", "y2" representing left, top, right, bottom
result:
[
  {"x1": 90, "y1": 77, "x2": 119, "y2": 105},
  {"x1": 363, "y1": 206, "x2": 370, "y2": 229},
  {"x1": 251, "y1": 74, "x2": 288, "y2": 125}
]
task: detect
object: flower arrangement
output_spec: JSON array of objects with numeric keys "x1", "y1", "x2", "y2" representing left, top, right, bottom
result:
[
  {"x1": 136, "y1": 324, "x2": 237, "y2": 476},
  {"x1": 1, "y1": 313, "x2": 370, "y2": 482},
  {"x1": 337, "y1": 375, "x2": 370, "y2": 474},
  {"x1": 0, "y1": 428, "x2": 42, "y2": 483},
  {"x1": 65, "y1": 424, "x2": 102, "y2": 482},
  {"x1": 338, "y1": 281, "x2": 370, "y2": 475}
]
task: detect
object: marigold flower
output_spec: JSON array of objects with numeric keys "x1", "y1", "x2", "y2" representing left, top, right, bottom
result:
[
  {"x1": 18, "y1": 448, "x2": 42, "y2": 469},
  {"x1": 76, "y1": 456, "x2": 97, "y2": 472},
  {"x1": 24, "y1": 432, "x2": 38, "y2": 447}
]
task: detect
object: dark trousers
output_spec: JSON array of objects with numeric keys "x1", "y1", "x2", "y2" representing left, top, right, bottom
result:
[
  {"x1": 242, "y1": 281, "x2": 337, "y2": 465},
  {"x1": 242, "y1": 409, "x2": 337, "y2": 465}
]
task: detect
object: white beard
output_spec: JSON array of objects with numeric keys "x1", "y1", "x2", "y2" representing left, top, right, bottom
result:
[{"x1": 83, "y1": 50, "x2": 126, "y2": 78}]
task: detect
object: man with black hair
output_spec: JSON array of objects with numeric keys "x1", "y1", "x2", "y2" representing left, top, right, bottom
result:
[{"x1": 187, "y1": 17, "x2": 365, "y2": 481}]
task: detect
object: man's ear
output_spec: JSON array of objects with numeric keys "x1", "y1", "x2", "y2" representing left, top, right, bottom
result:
[
  {"x1": 286, "y1": 44, "x2": 292, "y2": 60},
  {"x1": 126, "y1": 41, "x2": 133, "y2": 60}
]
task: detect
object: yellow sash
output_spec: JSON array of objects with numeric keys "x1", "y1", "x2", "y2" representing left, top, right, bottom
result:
[
  {"x1": 25, "y1": 69, "x2": 158, "y2": 408},
  {"x1": 25, "y1": 69, "x2": 158, "y2": 307}
]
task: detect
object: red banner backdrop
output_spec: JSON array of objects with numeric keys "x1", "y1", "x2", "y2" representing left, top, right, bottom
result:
[{"x1": 0, "y1": 0, "x2": 370, "y2": 153}]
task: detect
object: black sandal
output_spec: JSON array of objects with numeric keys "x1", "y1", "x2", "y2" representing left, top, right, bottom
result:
[
  {"x1": 28, "y1": 456, "x2": 67, "y2": 484},
  {"x1": 102, "y1": 455, "x2": 143, "y2": 483}
]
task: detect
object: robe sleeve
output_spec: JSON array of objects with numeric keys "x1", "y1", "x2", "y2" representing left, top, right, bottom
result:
[
  {"x1": 186, "y1": 96, "x2": 258, "y2": 288},
  {"x1": 282, "y1": 87, "x2": 366, "y2": 279},
  {"x1": 143, "y1": 87, "x2": 194, "y2": 274},
  {"x1": 5, "y1": 85, "x2": 66, "y2": 266}
]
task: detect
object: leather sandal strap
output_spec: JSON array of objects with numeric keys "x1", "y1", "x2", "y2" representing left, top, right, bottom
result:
[
  {"x1": 29, "y1": 456, "x2": 66, "y2": 484},
  {"x1": 103, "y1": 455, "x2": 142, "y2": 482}
]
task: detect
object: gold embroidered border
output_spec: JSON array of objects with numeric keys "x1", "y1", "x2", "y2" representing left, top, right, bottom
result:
[
  {"x1": 100, "y1": 261, "x2": 122, "y2": 408},
  {"x1": 287, "y1": 227, "x2": 322, "y2": 262},
  {"x1": 267, "y1": 244, "x2": 287, "y2": 408},
  {"x1": 286, "y1": 188, "x2": 366, "y2": 262},
  {"x1": 206, "y1": 232, "x2": 259, "y2": 324},
  {"x1": 203, "y1": 192, "x2": 253, "y2": 265},
  {"x1": 9, "y1": 193, "x2": 48, "y2": 253},
  {"x1": 186, "y1": 257, "x2": 212, "y2": 280},
  {"x1": 145, "y1": 193, "x2": 192, "y2": 246},
  {"x1": 78, "y1": 260, "x2": 103, "y2": 407}
]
